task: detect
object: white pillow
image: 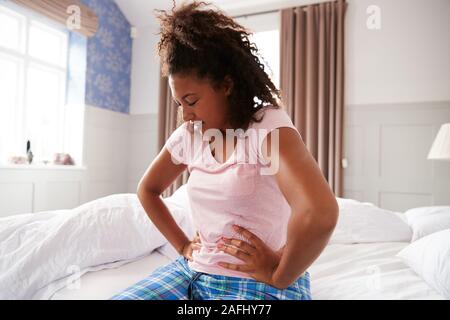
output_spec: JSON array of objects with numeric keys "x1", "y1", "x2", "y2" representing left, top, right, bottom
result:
[
  {"x1": 397, "y1": 228, "x2": 450, "y2": 299},
  {"x1": 329, "y1": 197, "x2": 412, "y2": 244},
  {"x1": 404, "y1": 206, "x2": 450, "y2": 241}
]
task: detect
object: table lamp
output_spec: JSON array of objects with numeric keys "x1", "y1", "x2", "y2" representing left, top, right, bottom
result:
[{"x1": 428, "y1": 123, "x2": 450, "y2": 160}]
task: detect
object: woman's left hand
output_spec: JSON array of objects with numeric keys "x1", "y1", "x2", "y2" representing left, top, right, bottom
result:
[{"x1": 216, "y1": 225, "x2": 284, "y2": 288}]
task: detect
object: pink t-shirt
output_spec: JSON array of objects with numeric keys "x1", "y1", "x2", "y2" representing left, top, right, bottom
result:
[{"x1": 164, "y1": 106, "x2": 302, "y2": 278}]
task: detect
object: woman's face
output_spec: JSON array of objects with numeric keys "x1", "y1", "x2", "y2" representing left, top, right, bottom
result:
[{"x1": 168, "y1": 72, "x2": 233, "y2": 132}]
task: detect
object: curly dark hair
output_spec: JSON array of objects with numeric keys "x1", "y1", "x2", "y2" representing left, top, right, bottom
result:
[{"x1": 155, "y1": 0, "x2": 281, "y2": 131}]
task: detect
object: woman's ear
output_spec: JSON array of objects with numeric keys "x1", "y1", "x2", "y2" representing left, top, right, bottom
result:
[{"x1": 223, "y1": 75, "x2": 234, "y2": 97}]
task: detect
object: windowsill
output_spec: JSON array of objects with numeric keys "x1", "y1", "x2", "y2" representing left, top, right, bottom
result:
[{"x1": 0, "y1": 164, "x2": 87, "y2": 171}]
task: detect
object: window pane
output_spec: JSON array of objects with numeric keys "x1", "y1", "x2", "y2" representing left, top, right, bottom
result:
[
  {"x1": 0, "y1": 5, "x2": 25, "y2": 53},
  {"x1": 0, "y1": 53, "x2": 23, "y2": 162},
  {"x1": 252, "y1": 30, "x2": 280, "y2": 89},
  {"x1": 28, "y1": 20, "x2": 68, "y2": 67},
  {"x1": 25, "y1": 63, "x2": 65, "y2": 160}
]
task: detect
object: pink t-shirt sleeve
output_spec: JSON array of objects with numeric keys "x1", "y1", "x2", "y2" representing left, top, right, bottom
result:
[
  {"x1": 251, "y1": 107, "x2": 302, "y2": 163},
  {"x1": 164, "y1": 122, "x2": 190, "y2": 165}
]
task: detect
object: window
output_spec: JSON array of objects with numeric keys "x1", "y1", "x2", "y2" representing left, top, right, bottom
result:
[
  {"x1": 251, "y1": 29, "x2": 280, "y2": 89},
  {"x1": 236, "y1": 12, "x2": 280, "y2": 89},
  {"x1": 0, "y1": 3, "x2": 69, "y2": 164}
]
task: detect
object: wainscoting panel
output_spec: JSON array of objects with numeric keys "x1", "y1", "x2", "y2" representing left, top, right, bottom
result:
[
  {"x1": 0, "y1": 182, "x2": 34, "y2": 217},
  {"x1": 45, "y1": 181, "x2": 81, "y2": 212},
  {"x1": 343, "y1": 101, "x2": 450, "y2": 212},
  {"x1": 127, "y1": 113, "x2": 158, "y2": 193},
  {"x1": 0, "y1": 167, "x2": 84, "y2": 217}
]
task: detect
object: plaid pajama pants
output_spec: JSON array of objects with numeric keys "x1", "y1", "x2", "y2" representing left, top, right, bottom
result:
[{"x1": 110, "y1": 256, "x2": 311, "y2": 300}]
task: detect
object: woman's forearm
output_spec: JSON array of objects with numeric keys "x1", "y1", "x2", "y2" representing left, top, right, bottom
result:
[
  {"x1": 137, "y1": 189, "x2": 190, "y2": 254},
  {"x1": 271, "y1": 207, "x2": 338, "y2": 289}
]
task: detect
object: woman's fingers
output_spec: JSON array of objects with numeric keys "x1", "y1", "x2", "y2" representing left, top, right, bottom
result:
[
  {"x1": 217, "y1": 243, "x2": 250, "y2": 262},
  {"x1": 232, "y1": 225, "x2": 264, "y2": 249},
  {"x1": 193, "y1": 231, "x2": 202, "y2": 244},
  {"x1": 222, "y1": 237, "x2": 256, "y2": 255}
]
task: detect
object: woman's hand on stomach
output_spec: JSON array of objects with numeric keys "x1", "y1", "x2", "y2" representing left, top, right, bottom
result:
[{"x1": 216, "y1": 225, "x2": 284, "y2": 288}]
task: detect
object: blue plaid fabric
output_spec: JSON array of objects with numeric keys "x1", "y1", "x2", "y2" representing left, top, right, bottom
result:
[{"x1": 110, "y1": 256, "x2": 311, "y2": 300}]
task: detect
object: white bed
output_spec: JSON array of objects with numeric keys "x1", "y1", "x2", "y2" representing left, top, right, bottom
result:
[
  {"x1": 49, "y1": 242, "x2": 444, "y2": 300},
  {"x1": 1, "y1": 186, "x2": 448, "y2": 300}
]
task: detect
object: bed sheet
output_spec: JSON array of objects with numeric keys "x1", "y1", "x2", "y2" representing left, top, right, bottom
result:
[{"x1": 50, "y1": 250, "x2": 172, "y2": 300}]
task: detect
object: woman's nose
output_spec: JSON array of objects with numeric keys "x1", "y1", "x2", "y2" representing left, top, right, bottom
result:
[
  {"x1": 183, "y1": 115, "x2": 195, "y2": 123},
  {"x1": 182, "y1": 110, "x2": 195, "y2": 122}
]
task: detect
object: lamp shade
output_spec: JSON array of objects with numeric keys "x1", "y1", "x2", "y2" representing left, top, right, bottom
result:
[{"x1": 428, "y1": 123, "x2": 450, "y2": 160}]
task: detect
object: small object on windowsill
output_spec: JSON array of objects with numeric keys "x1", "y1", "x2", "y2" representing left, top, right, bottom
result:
[
  {"x1": 26, "y1": 140, "x2": 33, "y2": 164},
  {"x1": 8, "y1": 156, "x2": 28, "y2": 165},
  {"x1": 53, "y1": 153, "x2": 75, "y2": 166}
]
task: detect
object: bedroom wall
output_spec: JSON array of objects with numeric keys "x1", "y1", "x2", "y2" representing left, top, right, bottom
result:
[
  {"x1": 126, "y1": 25, "x2": 161, "y2": 192},
  {"x1": 343, "y1": 0, "x2": 450, "y2": 211},
  {"x1": 130, "y1": 25, "x2": 160, "y2": 115},
  {"x1": 345, "y1": 0, "x2": 450, "y2": 105},
  {"x1": 80, "y1": 0, "x2": 135, "y2": 202},
  {"x1": 81, "y1": 105, "x2": 130, "y2": 203},
  {"x1": 127, "y1": 113, "x2": 159, "y2": 193},
  {"x1": 66, "y1": 0, "x2": 134, "y2": 204}
]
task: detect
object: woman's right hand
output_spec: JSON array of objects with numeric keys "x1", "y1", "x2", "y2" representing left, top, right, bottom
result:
[{"x1": 181, "y1": 231, "x2": 202, "y2": 261}]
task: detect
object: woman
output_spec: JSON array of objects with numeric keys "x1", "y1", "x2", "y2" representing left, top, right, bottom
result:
[{"x1": 112, "y1": 1, "x2": 338, "y2": 300}]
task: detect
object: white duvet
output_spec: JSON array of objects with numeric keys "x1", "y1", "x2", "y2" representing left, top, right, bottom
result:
[{"x1": 0, "y1": 193, "x2": 193, "y2": 300}]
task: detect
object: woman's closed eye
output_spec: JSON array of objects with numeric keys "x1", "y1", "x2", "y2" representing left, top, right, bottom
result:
[{"x1": 175, "y1": 100, "x2": 198, "y2": 107}]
